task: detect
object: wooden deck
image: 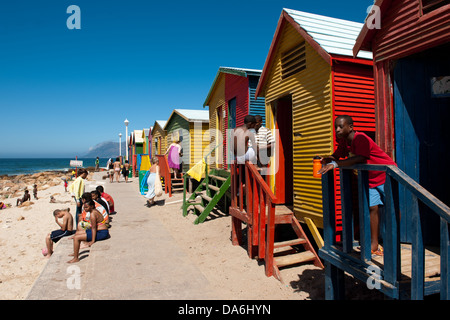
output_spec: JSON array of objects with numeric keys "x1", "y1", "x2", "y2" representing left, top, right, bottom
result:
[{"x1": 352, "y1": 244, "x2": 441, "y2": 281}]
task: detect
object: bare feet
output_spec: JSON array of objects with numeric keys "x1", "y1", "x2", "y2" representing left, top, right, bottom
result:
[{"x1": 67, "y1": 258, "x2": 79, "y2": 263}]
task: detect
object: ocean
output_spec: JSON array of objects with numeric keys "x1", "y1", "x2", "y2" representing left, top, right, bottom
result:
[{"x1": 0, "y1": 158, "x2": 111, "y2": 176}]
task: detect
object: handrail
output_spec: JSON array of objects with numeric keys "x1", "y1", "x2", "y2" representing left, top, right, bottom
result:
[
  {"x1": 230, "y1": 160, "x2": 278, "y2": 276},
  {"x1": 155, "y1": 154, "x2": 172, "y2": 197},
  {"x1": 344, "y1": 164, "x2": 450, "y2": 222},
  {"x1": 320, "y1": 163, "x2": 450, "y2": 300}
]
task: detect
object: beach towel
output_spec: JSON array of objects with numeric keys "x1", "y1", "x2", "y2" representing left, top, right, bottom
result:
[{"x1": 187, "y1": 159, "x2": 206, "y2": 182}]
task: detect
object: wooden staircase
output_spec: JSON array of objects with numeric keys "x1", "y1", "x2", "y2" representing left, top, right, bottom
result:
[
  {"x1": 155, "y1": 154, "x2": 184, "y2": 197},
  {"x1": 183, "y1": 169, "x2": 230, "y2": 224},
  {"x1": 230, "y1": 161, "x2": 323, "y2": 282}
]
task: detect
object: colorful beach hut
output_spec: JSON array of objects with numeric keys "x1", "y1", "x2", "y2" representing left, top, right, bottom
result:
[
  {"x1": 142, "y1": 128, "x2": 151, "y2": 156},
  {"x1": 151, "y1": 120, "x2": 167, "y2": 157},
  {"x1": 254, "y1": 9, "x2": 376, "y2": 239},
  {"x1": 163, "y1": 109, "x2": 209, "y2": 173},
  {"x1": 131, "y1": 130, "x2": 144, "y2": 177},
  {"x1": 203, "y1": 67, "x2": 265, "y2": 169},
  {"x1": 353, "y1": 0, "x2": 450, "y2": 245}
]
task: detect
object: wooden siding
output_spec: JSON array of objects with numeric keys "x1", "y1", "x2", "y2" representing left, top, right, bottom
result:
[
  {"x1": 263, "y1": 22, "x2": 333, "y2": 228},
  {"x1": 373, "y1": 0, "x2": 450, "y2": 62},
  {"x1": 207, "y1": 74, "x2": 226, "y2": 169},
  {"x1": 189, "y1": 122, "x2": 210, "y2": 170},
  {"x1": 249, "y1": 75, "x2": 266, "y2": 125},
  {"x1": 152, "y1": 125, "x2": 167, "y2": 157}
]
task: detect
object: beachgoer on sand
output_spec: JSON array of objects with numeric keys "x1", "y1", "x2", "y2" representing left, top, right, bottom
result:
[
  {"x1": 33, "y1": 184, "x2": 38, "y2": 200},
  {"x1": 68, "y1": 168, "x2": 88, "y2": 226},
  {"x1": 96, "y1": 185, "x2": 115, "y2": 214},
  {"x1": 16, "y1": 189, "x2": 31, "y2": 206},
  {"x1": 122, "y1": 160, "x2": 130, "y2": 183},
  {"x1": 165, "y1": 139, "x2": 182, "y2": 179},
  {"x1": 145, "y1": 157, "x2": 161, "y2": 207},
  {"x1": 318, "y1": 115, "x2": 397, "y2": 256},
  {"x1": 68, "y1": 200, "x2": 110, "y2": 264},
  {"x1": 113, "y1": 157, "x2": 121, "y2": 182},
  {"x1": 43, "y1": 208, "x2": 75, "y2": 257}
]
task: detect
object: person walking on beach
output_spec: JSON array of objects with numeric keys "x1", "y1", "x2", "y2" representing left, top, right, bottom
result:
[
  {"x1": 69, "y1": 168, "x2": 88, "y2": 227},
  {"x1": 165, "y1": 139, "x2": 182, "y2": 179},
  {"x1": 318, "y1": 115, "x2": 396, "y2": 256},
  {"x1": 68, "y1": 200, "x2": 110, "y2": 264},
  {"x1": 145, "y1": 157, "x2": 160, "y2": 207},
  {"x1": 43, "y1": 208, "x2": 74, "y2": 257},
  {"x1": 16, "y1": 189, "x2": 31, "y2": 206},
  {"x1": 122, "y1": 160, "x2": 130, "y2": 183},
  {"x1": 33, "y1": 184, "x2": 38, "y2": 200},
  {"x1": 95, "y1": 157, "x2": 100, "y2": 172},
  {"x1": 113, "y1": 157, "x2": 121, "y2": 182}
]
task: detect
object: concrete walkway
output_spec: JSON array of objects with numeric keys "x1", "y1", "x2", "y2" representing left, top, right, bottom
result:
[{"x1": 27, "y1": 172, "x2": 219, "y2": 300}]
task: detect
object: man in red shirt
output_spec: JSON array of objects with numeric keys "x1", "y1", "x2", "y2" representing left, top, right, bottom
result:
[
  {"x1": 96, "y1": 185, "x2": 115, "y2": 214},
  {"x1": 319, "y1": 115, "x2": 396, "y2": 256}
]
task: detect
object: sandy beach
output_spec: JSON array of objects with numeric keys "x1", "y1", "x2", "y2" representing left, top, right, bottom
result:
[
  {"x1": 0, "y1": 170, "x2": 383, "y2": 300},
  {"x1": 0, "y1": 170, "x2": 103, "y2": 299}
]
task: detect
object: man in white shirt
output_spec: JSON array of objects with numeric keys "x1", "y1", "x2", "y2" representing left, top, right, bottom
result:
[{"x1": 254, "y1": 115, "x2": 275, "y2": 167}]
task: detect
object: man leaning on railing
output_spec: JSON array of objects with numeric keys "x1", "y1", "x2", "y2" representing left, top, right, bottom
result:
[{"x1": 318, "y1": 115, "x2": 397, "y2": 256}]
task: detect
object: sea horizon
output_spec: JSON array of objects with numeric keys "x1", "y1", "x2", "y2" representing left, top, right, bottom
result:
[{"x1": 0, "y1": 157, "x2": 111, "y2": 176}]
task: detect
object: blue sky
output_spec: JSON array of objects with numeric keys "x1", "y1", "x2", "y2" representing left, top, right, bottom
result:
[{"x1": 0, "y1": 0, "x2": 372, "y2": 158}]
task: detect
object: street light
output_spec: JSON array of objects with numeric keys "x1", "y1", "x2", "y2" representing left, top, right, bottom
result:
[
  {"x1": 119, "y1": 133, "x2": 122, "y2": 157},
  {"x1": 124, "y1": 119, "x2": 129, "y2": 161}
]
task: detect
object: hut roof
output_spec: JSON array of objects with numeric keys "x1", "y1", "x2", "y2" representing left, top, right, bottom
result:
[
  {"x1": 203, "y1": 67, "x2": 262, "y2": 107},
  {"x1": 164, "y1": 109, "x2": 209, "y2": 130},
  {"x1": 255, "y1": 8, "x2": 372, "y2": 97}
]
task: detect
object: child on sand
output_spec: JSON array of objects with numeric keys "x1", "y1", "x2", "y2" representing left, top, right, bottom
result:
[{"x1": 43, "y1": 208, "x2": 75, "y2": 257}]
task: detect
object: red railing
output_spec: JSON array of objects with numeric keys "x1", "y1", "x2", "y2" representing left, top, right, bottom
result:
[
  {"x1": 155, "y1": 154, "x2": 172, "y2": 197},
  {"x1": 230, "y1": 161, "x2": 278, "y2": 277}
]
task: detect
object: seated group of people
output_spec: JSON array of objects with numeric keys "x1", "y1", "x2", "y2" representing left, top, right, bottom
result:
[{"x1": 43, "y1": 185, "x2": 115, "y2": 263}]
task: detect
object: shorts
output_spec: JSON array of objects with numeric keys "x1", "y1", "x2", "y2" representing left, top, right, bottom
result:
[
  {"x1": 86, "y1": 229, "x2": 110, "y2": 242},
  {"x1": 369, "y1": 184, "x2": 385, "y2": 207},
  {"x1": 236, "y1": 147, "x2": 257, "y2": 164},
  {"x1": 50, "y1": 230, "x2": 75, "y2": 243}
]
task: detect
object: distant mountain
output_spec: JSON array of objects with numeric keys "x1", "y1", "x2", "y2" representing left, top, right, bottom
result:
[{"x1": 82, "y1": 141, "x2": 126, "y2": 158}]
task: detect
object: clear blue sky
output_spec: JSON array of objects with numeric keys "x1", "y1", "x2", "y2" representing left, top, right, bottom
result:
[{"x1": 0, "y1": 0, "x2": 372, "y2": 158}]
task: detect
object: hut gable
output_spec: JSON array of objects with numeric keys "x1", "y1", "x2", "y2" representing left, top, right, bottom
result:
[{"x1": 354, "y1": 0, "x2": 450, "y2": 62}]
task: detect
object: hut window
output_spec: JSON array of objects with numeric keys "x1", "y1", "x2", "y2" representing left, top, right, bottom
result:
[
  {"x1": 281, "y1": 42, "x2": 306, "y2": 80},
  {"x1": 421, "y1": 0, "x2": 449, "y2": 15}
]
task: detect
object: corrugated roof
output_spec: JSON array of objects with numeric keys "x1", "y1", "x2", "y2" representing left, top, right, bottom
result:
[
  {"x1": 284, "y1": 8, "x2": 373, "y2": 60},
  {"x1": 173, "y1": 109, "x2": 209, "y2": 122},
  {"x1": 203, "y1": 67, "x2": 262, "y2": 107},
  {"x1": 134, "y1": 130, "x2": 144, "y2": 143},
  {"x1": 156, "y1": 120, "x2": 167, "y2": 128}
]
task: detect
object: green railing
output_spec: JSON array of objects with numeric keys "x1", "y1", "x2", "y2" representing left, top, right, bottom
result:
[{"x1": 319, "y1": 164, "x2": 450, "y2": 300}]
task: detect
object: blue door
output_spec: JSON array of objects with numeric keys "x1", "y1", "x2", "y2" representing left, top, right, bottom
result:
[{"x1": 394, "y1": 44, "x2": 450, "y2": 244}]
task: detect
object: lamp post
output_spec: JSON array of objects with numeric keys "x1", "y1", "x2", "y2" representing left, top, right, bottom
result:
[
  {"x1": 124, "y1": 119, "x2": 129, "y2": 161},
  {"x1": 119, "y1": 133, "x2": 122, "y2": 157}
]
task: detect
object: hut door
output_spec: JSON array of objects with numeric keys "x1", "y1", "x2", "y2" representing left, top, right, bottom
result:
[
  {"x1": 393, "y1": 44, "x2": 450, "y2": 245},
  {"x1": 273, "y1": 95, "x2": 294, "y2": 205},
  {"x1": 217, "y1": 106, "x2": 224, "y2": 169}
]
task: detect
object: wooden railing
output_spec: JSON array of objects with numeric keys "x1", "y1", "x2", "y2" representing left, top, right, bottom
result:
[
  {"x1": 319, "y1": 164, "x2": 450, "y2": 300},
  {"x1": 230, "y1": 161, "x2": 278, "y2": 277},
  {"x1": 155, "y1": 154, "x2": 172, "y2": 197}
]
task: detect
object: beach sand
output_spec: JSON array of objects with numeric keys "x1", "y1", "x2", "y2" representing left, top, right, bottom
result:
[
  {"x1": 0, "y1": 171, "x2": 89, "y2": 299},
  {"x1": 0, "y1": 170, "x2": 383, "y2": 300}
]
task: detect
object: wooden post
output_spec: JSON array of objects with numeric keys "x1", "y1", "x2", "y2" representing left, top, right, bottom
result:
[
  {"x1": 357, "y1": 170, "x2": 371, "y2": 262},
  {"x1": 440, "y1": 218, "x2": 449, "y2": 300},
  {"x1": 340, "y1": 168, "x2": 354, "y2": 253}
]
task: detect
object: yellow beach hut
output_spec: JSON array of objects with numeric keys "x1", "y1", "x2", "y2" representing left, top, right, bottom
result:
[
  {"x1": 163, "y1": 109, "x2": 209, "y2": 173},
  {"x1": 151, "y1": 120, "x2": 167, "y2": 157}
]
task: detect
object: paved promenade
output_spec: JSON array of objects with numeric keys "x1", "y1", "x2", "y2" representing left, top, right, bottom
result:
[{"x1": 27, "y1": 172, "x2": 220, "y2": 300}]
